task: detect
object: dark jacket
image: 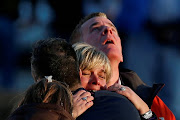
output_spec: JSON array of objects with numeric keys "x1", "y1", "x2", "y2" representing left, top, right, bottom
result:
[
  {"x1": 77, "y1": 69, "x2": 161, "y2": 120},
  {"x1": 7, "y1": 103, "x2": 74, "y2": 120},
  {"x1": 77, "y1": 90, "x2": 141, "y2": 120},
  {"x1": 119, "y1": 69, "x2": 178, "y2": 120},
  {"x1": 119, "y1": 68, "x2": 164, "y2": 107}
]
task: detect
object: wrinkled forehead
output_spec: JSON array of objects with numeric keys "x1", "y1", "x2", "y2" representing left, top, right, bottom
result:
[{"x1": 81, "y1": 16, "x2": 115, "y2": 31}]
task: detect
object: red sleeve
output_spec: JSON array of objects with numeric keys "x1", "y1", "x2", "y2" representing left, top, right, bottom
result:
[{"x1": 151, "y1": 96, "x2": 176, "y2": 120}]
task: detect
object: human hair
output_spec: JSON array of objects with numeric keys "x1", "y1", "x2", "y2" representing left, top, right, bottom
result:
[
  {"x1": 31, "y1": 38, "x2": 80, "y2": 90},
  {"x1": 69, "y1": 12, "x2": 107, "y2": 44},
  {"x1": 72, "y1": 42, "x2": 111, "y2": 82},
  {"x1": 19, "y1": 78, "x2": 73, "y2": 114}
]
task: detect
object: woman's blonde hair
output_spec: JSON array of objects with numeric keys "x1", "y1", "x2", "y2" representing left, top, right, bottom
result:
[{"x1": 72, "y1": 42, "x2": 111, "y2": 82}]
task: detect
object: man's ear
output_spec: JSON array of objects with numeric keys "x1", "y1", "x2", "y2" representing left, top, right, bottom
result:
[
  {"x1": 79, "y1": 69, "x2": 82, "y2": 78},
  {"x1": 120, "y1": 54, "x2": 123, "y2": 63}
]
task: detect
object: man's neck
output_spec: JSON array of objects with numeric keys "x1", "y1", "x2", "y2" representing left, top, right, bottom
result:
[{"x1": 107, "y1": 61, "x2": 120, "y2": 87}]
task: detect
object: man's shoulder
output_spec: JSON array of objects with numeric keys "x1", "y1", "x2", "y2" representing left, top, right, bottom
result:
[
  {"x1": 119, "y1": 68, "x2": 145, "y2": 89},
  {"x1": 77, "y1": 90, "x2": 141, "y2": 120},
  {"x1": 119, "y1": 68, "x2": 164, "y2": 107},
  {"x1": 94, "y1": 90, "x2": 126, "y2": 98},
  {"x1": 119, "y1": 68, "x2": 140, "y2": 79}
]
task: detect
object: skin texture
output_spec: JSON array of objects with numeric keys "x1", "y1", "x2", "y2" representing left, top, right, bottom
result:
[
  {"x1": 72, "y1": 90, "x2": 94, "y2": 118},
  {"x1": 73, "y1": 67, "x2": 107, "y2": 118},
  {"x1": 81, "y1": 17, "x2": 123, "y2": 63},
  {"x1": 80, "y1": 16, "x2": 122, "y2": 87},
  {"x1": 80, "y1": 66, "x2": 106, "y2": 91}
]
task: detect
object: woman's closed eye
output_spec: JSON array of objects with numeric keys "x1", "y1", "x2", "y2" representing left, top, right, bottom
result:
[
  {"x1": 82, "y1": 70, "x2": 91, "y2": 76},
  {"x1": 99, "y1": 75, "x2": 105, "y2": 79},
  {"x1": 98, "y1": 72, "x2": 106, "y2": 80}
]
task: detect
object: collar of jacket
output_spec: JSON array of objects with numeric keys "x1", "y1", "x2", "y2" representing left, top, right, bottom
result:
[{"x1": 119, "y1": 68, "x2": 164, "y2": 107}]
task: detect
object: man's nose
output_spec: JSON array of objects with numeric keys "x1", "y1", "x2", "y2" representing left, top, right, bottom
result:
[
  {"x1": 102, "y1": 26, "x2": 112, "y2": 35},
  {"x1": 90, "y1": 75, "x2": 100, "y2": 85}
]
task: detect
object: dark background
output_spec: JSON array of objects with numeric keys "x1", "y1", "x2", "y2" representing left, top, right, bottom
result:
[{"x1": 0, "y1": 0, "x2": 179, "y2": 119}]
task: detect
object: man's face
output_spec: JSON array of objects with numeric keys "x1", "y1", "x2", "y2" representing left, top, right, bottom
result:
[
  {"x1": 81, "y1": 16, "x2": 123, "y2": 63},
  {"x1": 80, "y1": 66, "x2": 106, "y2": 91}
]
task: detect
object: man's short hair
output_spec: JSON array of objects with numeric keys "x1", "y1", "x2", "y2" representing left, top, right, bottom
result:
[
  {"x1": 31, "y1": 38, "x2": 80, "y2": 89},
  {"x1": 69, "y1": 12, "x2": 107, "y2": 44}
]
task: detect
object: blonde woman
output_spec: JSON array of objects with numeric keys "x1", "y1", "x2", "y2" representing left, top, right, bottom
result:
[{"x1": 73, "y1": 42, "x2": 111, "y2": 91}]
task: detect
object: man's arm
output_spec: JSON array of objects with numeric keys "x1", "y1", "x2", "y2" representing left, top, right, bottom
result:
[{"x1": 151, "y1": 96, "x2": 176, "y2": 120}]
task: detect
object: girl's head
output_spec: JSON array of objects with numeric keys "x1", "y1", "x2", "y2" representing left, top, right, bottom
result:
[{"x1": 19, "y1": 78, "x2": 73, "y2": 114}]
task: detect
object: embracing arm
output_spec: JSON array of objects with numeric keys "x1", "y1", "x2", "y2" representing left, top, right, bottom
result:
[
  {"x1": 151, "y1": 96, "x2": 176, "y2": 120},
  {"x1": 108, "y1": 83, "x2": 157, "y2": 120},
  {"x1": 72, "y1": 90, "x2": 94, "y2": 118}
]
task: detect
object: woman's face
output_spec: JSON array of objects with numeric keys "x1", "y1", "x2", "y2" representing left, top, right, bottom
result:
[{"x1": 80, "y1": 66, "x2": 106, "y2": 91}]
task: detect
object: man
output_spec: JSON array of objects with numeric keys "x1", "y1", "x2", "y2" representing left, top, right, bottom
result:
[
  {"x1": 31, "y1": 38, "x2": 141, "y2": 120},
  {"x1": 69, "y1": 12, "x2": 176, "y2": 120}
]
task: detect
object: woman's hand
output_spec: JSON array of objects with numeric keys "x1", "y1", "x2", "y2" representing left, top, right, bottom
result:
[
  {"x1": 72, "y1": 90, "x2": 94, "y2": 118},
  {"x1": 108, "y1": 83, "x2": 149, "y2": 115}
]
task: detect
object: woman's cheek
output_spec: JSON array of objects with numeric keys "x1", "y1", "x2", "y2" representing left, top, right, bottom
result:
[{"x1": 80, "y1": 76, "x2": 89, "y2": 89}]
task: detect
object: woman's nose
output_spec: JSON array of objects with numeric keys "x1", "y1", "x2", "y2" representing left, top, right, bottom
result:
[{"x1": 90, "y1": 75, "x2": 100, "y2": 85}]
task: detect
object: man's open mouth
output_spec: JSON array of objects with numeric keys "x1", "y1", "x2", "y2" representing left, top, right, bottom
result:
[{"x1": 105, "y1": 39, "x2": 114, "y2": 44}]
